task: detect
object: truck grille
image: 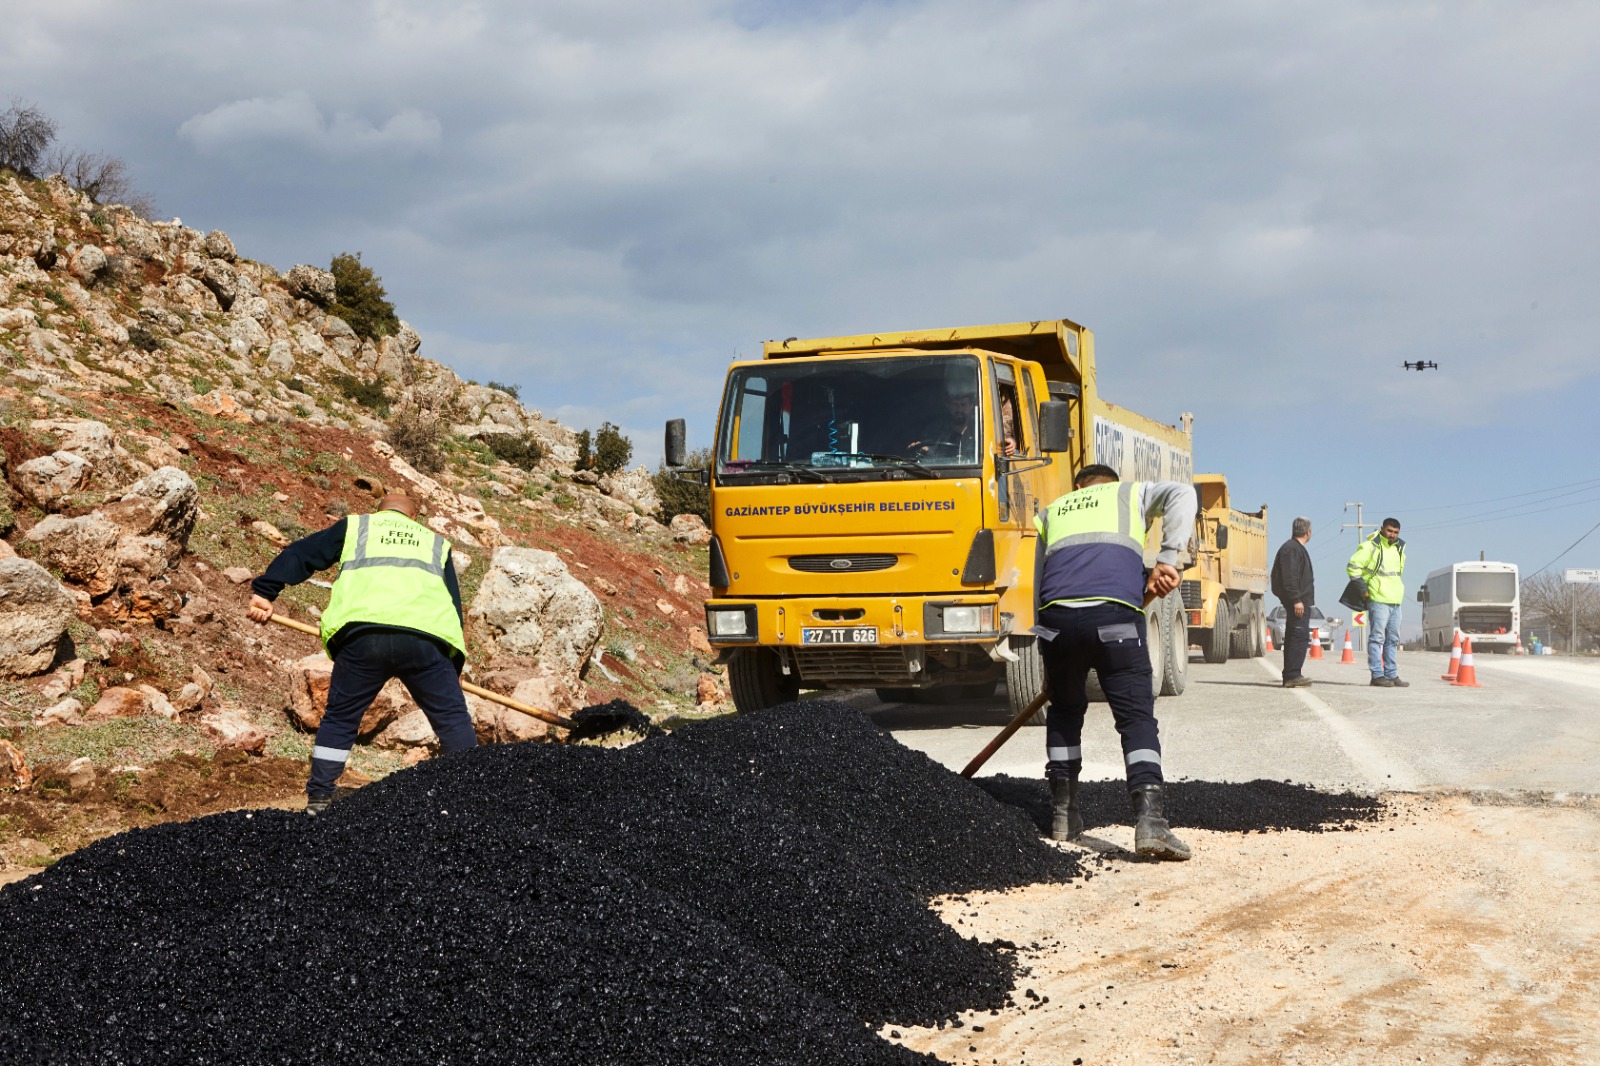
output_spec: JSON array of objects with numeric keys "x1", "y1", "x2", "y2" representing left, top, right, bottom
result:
[
  {"x1": 1179, "y1": 580, "x2": 1202, "y2": 610},
  {"x1": 793, "y1": 646, "x2": 916, "y2": 684},
  {"x1": 789, "y1": 553, "x2": 897, "y2": 574}
]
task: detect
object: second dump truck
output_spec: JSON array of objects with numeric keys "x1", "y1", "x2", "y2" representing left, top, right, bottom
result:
[
  {"x1": 1183, "y1": 473, "x2": 1269, "y2": 663},
  {"x1": 666, "y1": 318, "x2": 1198, "y2": 717}
]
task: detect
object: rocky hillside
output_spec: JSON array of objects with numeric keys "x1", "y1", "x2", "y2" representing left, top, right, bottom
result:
[{"x1": 0, "y1": 173, "x2": 722, "y2": 868}]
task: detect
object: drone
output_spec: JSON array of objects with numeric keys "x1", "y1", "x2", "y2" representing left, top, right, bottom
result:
[{"x1": 1402, "y1": 360, "x2": 1439, "y2": 371}]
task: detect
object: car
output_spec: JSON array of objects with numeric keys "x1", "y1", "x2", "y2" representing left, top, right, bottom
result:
[{"x1": 1266, "y1": 605, "x2": 1341, "y2": 651}]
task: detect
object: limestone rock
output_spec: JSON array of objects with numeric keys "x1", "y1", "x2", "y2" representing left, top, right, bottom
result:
[
  {"x1": 66, "y1": 756, "x2": 96, "y2": 791},
  {"x1": 23, "y1": 513, "x2": 123, "y2": 596},
  {"x1": 111, "y1": 466, "x2": 200, "y2": 548},
  {"x1": 669, "y1": 513, "x2": 711, "y2": 545},
  {"x1": 68, "y1": 245, "x2": 107, "y2": 286},
  {"x1": 201, "y1": 707, "x2": 268, "y2": 753},
  {"x1": 200, "y1": 258, "x2": 239, "y2": 310},
  {"x1": 13, "y1": 451, "x2": 91, "y2": 511},
  {"x1": 86, "y1": 686, "x2": 150, "y2": 720},
  {"x1": 203, "y1": 230, "x2": 237, "y2": 261},
  {"x1": 223, "y1": 567, "x2": 253, "y2": 584},
  {"x1": 36, "y1": 696, "x2": 84, "y2": 726},
  {"x1": 372, "y1": 708, "x2": 438, "y2": 751},
  {"x1": 0, "y1": 559, "x2": 75, "y2": 678},
  {"x1": 285, "y1": 264, "x2": 336, "y2": 305},
  {"x1": 468, "y1": 548, "x2": 604, "y2": 678}
]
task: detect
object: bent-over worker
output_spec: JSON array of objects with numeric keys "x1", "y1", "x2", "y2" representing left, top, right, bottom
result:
[
  {"x1": 246, "y1": 492, "x2": 476, "y2": 813},
  {"x1": 1034, "y1": 463, "x2": 1197, "y2": 860}
]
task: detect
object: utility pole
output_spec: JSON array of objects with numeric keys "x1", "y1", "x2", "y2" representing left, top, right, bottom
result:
[{"x1": 1343, "y1": 502, "x2": 1372, "y2": 543}]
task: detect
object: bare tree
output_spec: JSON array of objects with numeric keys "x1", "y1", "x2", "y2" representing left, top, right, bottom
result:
[
  {"x1": 1520, "y1": 571, "x2": 1600, "y2": 650},
  {"x1": 0, "y1": 99, "x2": 58, "y2": 178},
  {"x1": 46, "y1": 147, "x2": 155, "y2": 216}
]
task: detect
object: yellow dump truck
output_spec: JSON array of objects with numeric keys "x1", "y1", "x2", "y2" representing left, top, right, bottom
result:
[
  {"x1": 664, "y1": 318, "x2": 1196, "y2": 717},
  {"x1": 1183, "y1": 474, "x2": 1269, "y2": 663}
]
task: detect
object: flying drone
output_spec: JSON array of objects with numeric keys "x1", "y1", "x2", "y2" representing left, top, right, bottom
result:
[{"x1": 1402, "y1": 360, "x2": 1438, "y2": 371}]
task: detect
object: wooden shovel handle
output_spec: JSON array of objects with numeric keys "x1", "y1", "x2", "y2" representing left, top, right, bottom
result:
[{"x1": 266, "y1": 611, "x2": 576, "y2": 730}]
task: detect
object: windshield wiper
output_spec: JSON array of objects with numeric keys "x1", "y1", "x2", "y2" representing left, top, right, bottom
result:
[
  {"x1": 726, "y1": 460, "x2": 831, "y2": 482},
  {"x1": 845, "y1": 454, "x2": 941, "y2": 479}
]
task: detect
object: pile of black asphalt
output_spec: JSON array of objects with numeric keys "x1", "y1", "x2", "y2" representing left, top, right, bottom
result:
[
  {"x1": 0, "y1": 700, "x2": 1078, "y2": 1065},
  {"x1": 975, "y1": 775, "x2": 1390, "y2": 837}
]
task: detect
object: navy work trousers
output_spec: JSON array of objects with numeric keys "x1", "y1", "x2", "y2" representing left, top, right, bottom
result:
[
  {"x1": 1039, "y1": 602, "x2": 1163, "y2": 788},
  {"x1": 308, "y1": 629, "x2": 477, "y2": 797}
]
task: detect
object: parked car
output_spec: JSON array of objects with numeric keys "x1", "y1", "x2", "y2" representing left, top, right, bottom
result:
[{"x1": 1266, "y1": 605, "x2": 1340, "y2": 650}]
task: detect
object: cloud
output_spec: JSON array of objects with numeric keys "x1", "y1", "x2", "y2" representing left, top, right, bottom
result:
[{"x1": 178, "y1": 91, "x2": 441, "y2": 159}]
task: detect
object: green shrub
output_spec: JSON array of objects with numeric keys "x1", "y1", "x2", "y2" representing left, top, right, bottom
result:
[
  {"x1": 485, "y1": 433, "x2": 544, "y2": 471},
  {"x1": 485, "y1": 380, "x2": 521, "y2": 400},
  {"x1": 126, "y1": 325, "x2": 161, "y2": 352},
  {"x1": 190, "y1": 375, "x2": 214, "y2": 395},
  {"x1": 653, "y1": 447, "x2": 712, "y2": 524},
  {"x1": 589, "y1": 422, "x2": 633, "y2": 476},
  {"x1": 574, "y1": 429, "x2": 591, "y2": 470},
  {"x1": 327, "y1": 252, "x2": 400, "y2": 341},
  {"x1": 331, "y1": 373, "x2": 389, "y2": 413}
]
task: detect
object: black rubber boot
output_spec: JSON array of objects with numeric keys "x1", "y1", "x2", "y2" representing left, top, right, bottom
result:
[
  {"x1": 1130, "y1": 784, "x2": 1191, "y2": 861},
  {"x1": 1049, "y1": 776, "x2": 1083, "y2": 841}
]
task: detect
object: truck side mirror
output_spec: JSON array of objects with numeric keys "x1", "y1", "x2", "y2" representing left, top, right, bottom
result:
[
  {"x1": 1215, "y1": 526, "x2": 1229, "y2": 550},
  {"x1": 1416, "y1": 588, "x2": 1426, "y2": 603},
  {"x1": 664, "y1": 419, "x2": 687, "y2": 467},
  {"x1": 1037, "y1": 402, "x2": 1072, "y2": 453}
]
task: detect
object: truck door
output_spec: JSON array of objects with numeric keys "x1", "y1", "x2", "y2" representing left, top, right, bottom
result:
[{"x1": 989, "y1": 360, "x2": 1034, "y2": 598}]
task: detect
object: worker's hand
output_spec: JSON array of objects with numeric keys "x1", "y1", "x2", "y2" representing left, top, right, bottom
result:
[
  {"x1": 1293, "y1": 602, "x2": 1305, "y2": 618},
  {"x1": 1145, "y1": 562, "x2": 1180, "y2": 598},
  {"x1": 1001, "y1": 436, "x2": 1017, "y2": 457},
  {"x1": 246, "y1": 594, "x2": 275, "y2": 624}
]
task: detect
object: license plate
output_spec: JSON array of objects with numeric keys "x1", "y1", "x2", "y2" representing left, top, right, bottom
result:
[{"x1": 801, "y1": 627, "x2": 878, "y2": 645}]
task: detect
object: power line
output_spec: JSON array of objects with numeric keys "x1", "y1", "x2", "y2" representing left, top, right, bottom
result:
[
  {"x1": 1526, "y1": 516, "x2": 1600, "y2": 580},
  {"x1": 1401, "y1": 495, "x2": 1600, "y2": 533},
  {"x1": 1396, "y1": 475, "x2": 1600, "y2": 515}
]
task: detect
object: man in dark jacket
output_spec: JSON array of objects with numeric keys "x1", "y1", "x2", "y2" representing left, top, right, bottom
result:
[{"x1": 1270, "y1": 516, "x2": 1315, "y2": 687}]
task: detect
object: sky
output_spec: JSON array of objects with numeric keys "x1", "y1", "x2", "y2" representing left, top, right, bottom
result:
[{"x1": 5, "y1": 0, "x2": 1599, "y2": 635}]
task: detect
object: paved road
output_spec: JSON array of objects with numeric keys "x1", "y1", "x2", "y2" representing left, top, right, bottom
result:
[{"x1": 848, "y1": 651, "x2": 1600, "y2": 795}]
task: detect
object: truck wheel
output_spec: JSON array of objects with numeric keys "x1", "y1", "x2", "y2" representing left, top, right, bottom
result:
[
  {"x1": 1249, "y1": 597, "x2": 1266, "y2": 657},
  {"x1": 727, "y1": 648, "x2": 799, "y2": 714},
  {"x1": 1005, "y1": 637, "x2": 1048, "y2": 726},
  {"x1": 1160, "y1": 593, "x2": 1188, "y2": 696},
  {"x1": 1203, "y1": 599, "x2": 1231, "y2": 664},
  {"x1": 1228, "y1": 602, "x2": 1253, "y2": 659},
  {"x1": 1147, "y1": 606, "x2": 1167, "y2": 699}
]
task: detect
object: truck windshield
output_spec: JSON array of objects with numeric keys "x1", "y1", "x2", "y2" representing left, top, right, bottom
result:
[
  {"x1": 1456, "y1": 572, "x2": 1516, "y2": 604},
  {"x1": 716, "y1": 355, "x2": 984, "y2": 479}
]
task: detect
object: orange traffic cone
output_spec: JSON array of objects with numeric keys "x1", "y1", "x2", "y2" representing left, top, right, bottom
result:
[
  {"x1": 1264, "y1": 624, "x2": 1274, "y2": 652},
  {"x1": 1308, "y1": 627, "x2": 1324, "y2": 659},
  {"x1": 1452, "y1": 637, "x2": 1482, "y2": 687},
  {"x1": 1339, "y1": 629, "x2": 1356, "y2": 664},
  {"x1": 1441, "y1": 631, "x2": 1461, "y2": 681},
  {"x1": 1513, "y1": 633, "x2": 1525, "y2": 656}
]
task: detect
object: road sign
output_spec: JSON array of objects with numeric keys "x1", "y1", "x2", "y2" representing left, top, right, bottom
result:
[
  {"x1": 1352, "y1": 611, "x2": 1367, "y2": 627},
  {"x1": 1565, "y1": 568, "x2": 1600, "y2": 583}
]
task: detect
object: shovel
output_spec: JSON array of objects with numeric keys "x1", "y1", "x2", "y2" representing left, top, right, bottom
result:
[{"x1": 267, "y1": 612, "x2": 590, "y2": 733}]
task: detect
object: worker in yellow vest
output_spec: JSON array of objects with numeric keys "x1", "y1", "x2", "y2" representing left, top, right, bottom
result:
[
  {"x1": 246, "y1": 492, "x2": 476, "y2": 813},
  {"x1": 1034, "y1": 464, "x2": 1196, "y2": 860}
]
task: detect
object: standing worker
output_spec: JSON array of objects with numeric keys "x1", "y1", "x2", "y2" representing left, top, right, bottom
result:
[
  {"x1": 246, "y1": 491, "x2": 477, "y2": 812},
  {"x1": 1347, "y1": 517, "x2": 1408, "y2": 687},
  {"x1": 1034, "y1": 463, "x2": 1197, "y2": 860},
  {"x1": 1270, "y1": 517, "x2": 1316, "y2": 688}
]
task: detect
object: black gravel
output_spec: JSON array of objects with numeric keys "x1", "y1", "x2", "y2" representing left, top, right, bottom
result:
[
  {"x1": 0, "y1": 700, "x2": 1079, "y2": 1065},
  {"x1": 565, "y1": 698, "x2": 665, "y2": 742},
  {"x1": 976, "y1": 775, "x2": 1390, "y2": 836}
]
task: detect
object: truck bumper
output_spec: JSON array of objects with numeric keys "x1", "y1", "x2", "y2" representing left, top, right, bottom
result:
[{"x1": 705, "y1": 596, "x2": 1010, "y2": 688}]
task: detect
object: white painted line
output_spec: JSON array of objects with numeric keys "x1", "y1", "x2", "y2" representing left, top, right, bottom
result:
[{"x1": 1256, "y1": 659, "x2": 1421, "y2": 790}]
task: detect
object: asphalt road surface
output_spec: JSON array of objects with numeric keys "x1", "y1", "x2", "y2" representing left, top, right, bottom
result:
[{"x1": 851, "y1": 650, "x2": 1600, "y2": 795}]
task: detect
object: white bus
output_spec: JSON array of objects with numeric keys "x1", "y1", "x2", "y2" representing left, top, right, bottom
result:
[{"x1": 1417, "y1": 561, "x2": 1520, "y2": 652}]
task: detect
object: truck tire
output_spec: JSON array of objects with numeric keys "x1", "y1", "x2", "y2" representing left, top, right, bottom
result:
[
  {"x1": 1249, "y1": 596, "x2": 1266, "y2": 657},
  {"x1": 1147, "y1": 605, "x2": 1167, "y2": 699},
  {"x1": 727, "y1": 648, "x2": 799, "y2": 714},
  {"x1": 1161, "y1": 592, "x2": 1188, "y2": 696},
  {"x1": 1229, "y1": 603, "x2": 1253, "y2": 660},
  {"x1": 1006, "y1": 637, "x2": 1048, "y2": 726},
  {"x1": 1203, "y1": 598, "x2": 1231, "y2": 664}
]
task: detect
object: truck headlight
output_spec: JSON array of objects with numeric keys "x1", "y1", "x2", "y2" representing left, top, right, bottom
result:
[
  {"x1": 934, "y1": 604, "x2": 994, "y2": 635},
  {"x1": 706, "y1": 606, "x2": 756, "y2": 640}
]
